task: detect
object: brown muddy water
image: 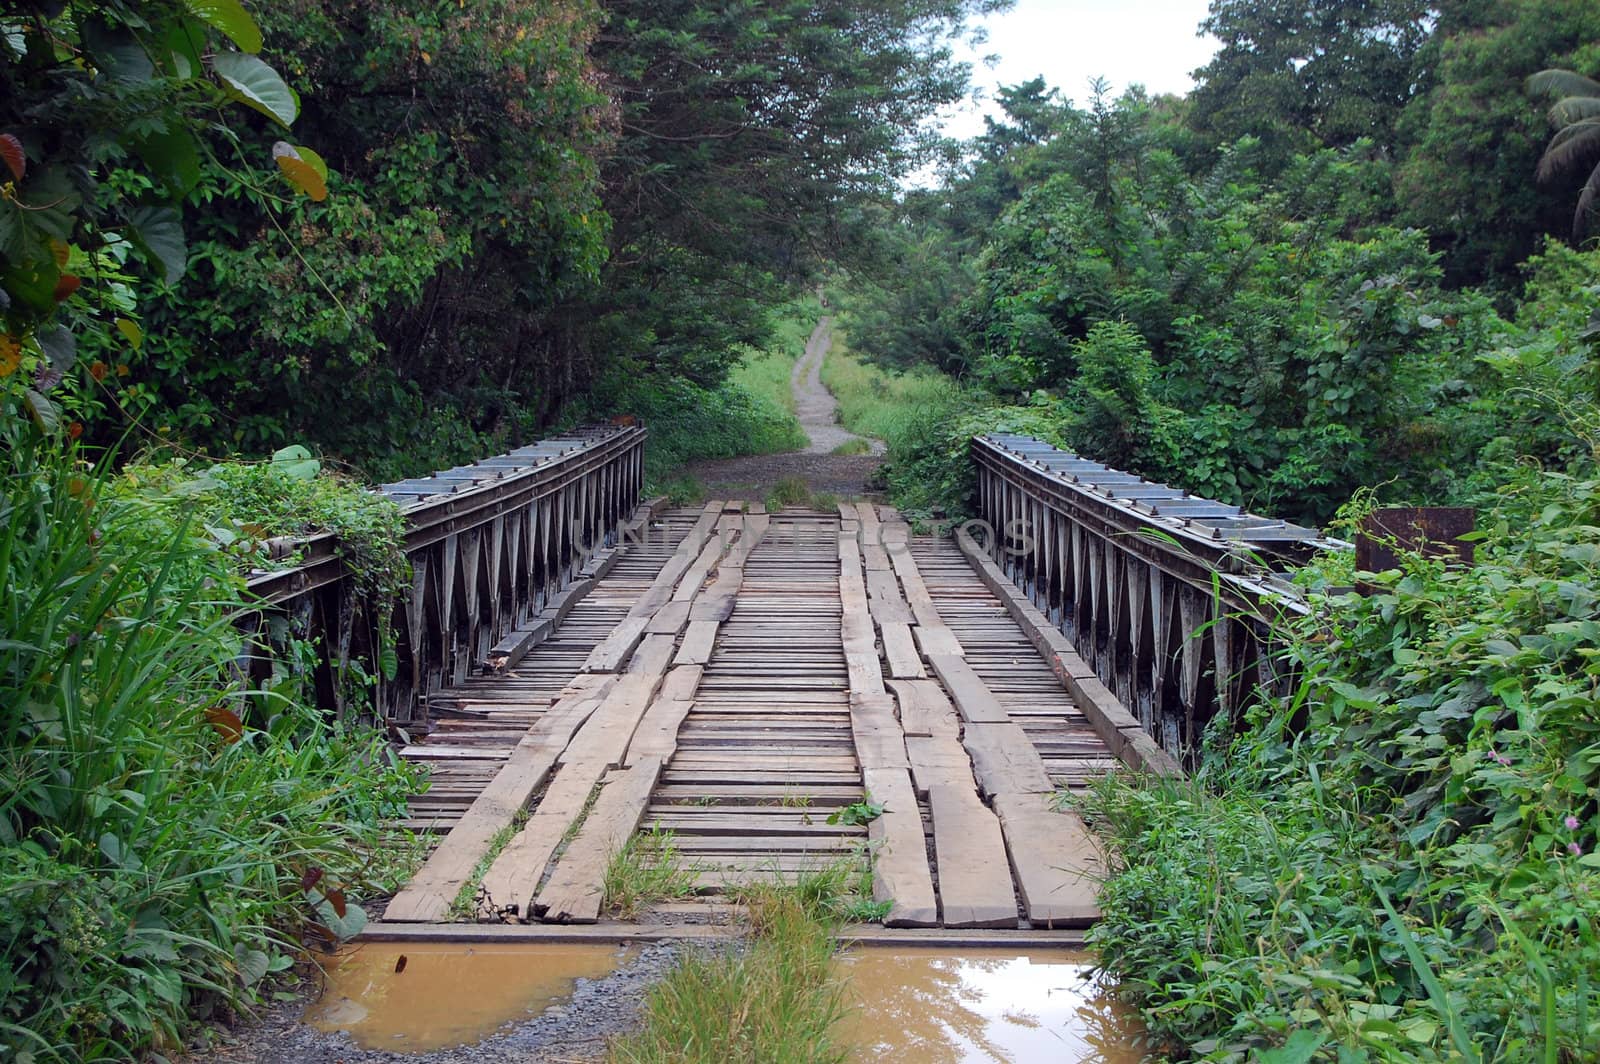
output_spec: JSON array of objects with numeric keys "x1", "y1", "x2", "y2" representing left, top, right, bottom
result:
[
  {"x1": 304, "y1": 942, "x2": 1146, "y2": 1061},
  {"x1": 836, "y1": 948, "x2": 1146, "y2": 1063},
  {"x1": 302, "y1": 942, "x2": 633, "y2": 1052}
]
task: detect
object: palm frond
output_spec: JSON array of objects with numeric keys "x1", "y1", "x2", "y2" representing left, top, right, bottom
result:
[
  {"x1": 1551, "y1": 96, "x2": 1600, "y2": 126},
  {"x1": 1575, "y1": 163, "x2": 1600, "y2": 240},
  {"x1": 1527, "y1": 68, "x2": 1600, "y2": 99},
  {"x1": 1536, "y1": 120, "x2": 1600, "y2": 181}
]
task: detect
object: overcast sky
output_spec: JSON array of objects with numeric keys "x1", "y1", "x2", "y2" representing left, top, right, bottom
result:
[{"x1": 938, "y1": 0, "x2": 1221, "y2": 140}]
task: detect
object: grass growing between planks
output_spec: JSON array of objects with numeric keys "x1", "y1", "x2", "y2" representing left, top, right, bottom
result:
[
  {"x1": 602, "y1": 828, "x2": 699, "y2": 919},
  {"x1": 607, "y1": 879, "x2": 852, "y2": 1064}
]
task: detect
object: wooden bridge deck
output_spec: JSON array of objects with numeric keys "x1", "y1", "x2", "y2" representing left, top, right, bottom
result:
[{"x1": 379, "y1": 501, "x2": 1126, "y2": 935}]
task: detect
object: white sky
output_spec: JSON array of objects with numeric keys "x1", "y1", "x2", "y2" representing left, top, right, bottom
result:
[{"x1": 939, "y1": 0, "x2": 1221, "y2": 140}]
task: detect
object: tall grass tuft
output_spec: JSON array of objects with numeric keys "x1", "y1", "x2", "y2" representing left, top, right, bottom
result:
[
  {"x1": 0, "y1": 417, "x2": 419, "y2": 1061},
  {"x1": 607, "y1": 888, "x2": 849, "y2": 1064}
]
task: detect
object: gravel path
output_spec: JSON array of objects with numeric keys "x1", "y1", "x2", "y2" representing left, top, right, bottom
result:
[
  {"x1": 689, "y1": 317, "x2": 885, "y2": 498},
  {"x1": 185, "y1": 943, "x2": 681, "y2": 1064},
  {"x1": 791, "y1": 318, "x2": 885, "y2": 457}
]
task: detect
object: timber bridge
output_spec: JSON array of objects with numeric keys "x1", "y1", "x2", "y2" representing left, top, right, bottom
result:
[{"x1": 245, "y1": 424, "x2": 1337, "y2": 941}]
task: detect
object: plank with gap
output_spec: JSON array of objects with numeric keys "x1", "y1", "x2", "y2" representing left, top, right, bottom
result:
[
  {"x1": 534, "y1": 757, "x2": 665, "y2": 923},
  {"x1": 925, "y1": 654, "x2": 1012, "y2": 723},
  {"x1": 888, "y1": 680, "x2": 959, "y2": 738},
  {"x1": 861, "y1": 765, "x2": 939, "y2": 927},
  {"x1": 928, "y1": 783, "x2": 1019, "y2": 928},
  {"x1": 962, "y1": 722, "x2": 1055, "y2": 796},
  {"x1": 477, "y1": 670, "x2": 669, "y2": 916},
  {"x1": 383, "y1": 675, "x2": 616, "y2": 923}
]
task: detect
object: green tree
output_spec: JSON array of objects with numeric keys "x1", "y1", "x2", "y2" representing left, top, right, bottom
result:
[
  {"x1": 1187, "y1": 0, "x2": 1434, "y2": 167},
  {"x1": 0, "y1": 0, "x2": 313, "y2": 431},
  {"x1": 1393, "y1": 0, "x2": 1600, "y2": 285}
]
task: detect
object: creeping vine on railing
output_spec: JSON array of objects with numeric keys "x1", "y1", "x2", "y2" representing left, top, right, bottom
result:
[{"x1": 240, "y1": 424, "x2": 647, "y2": 732}]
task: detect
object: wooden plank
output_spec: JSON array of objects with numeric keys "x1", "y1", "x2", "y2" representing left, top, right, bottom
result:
[
  {"x1": 888, "y1": 680, "x2": 959, "y2": 739},
  {"x1": 383, "y1": 675, "x2": 616, "y2": 922},
  {"x1": 927, "y1": 783, "x2": 1019, "y2": 928},
  {"x1": 362, "y1": 922, "x2": 1088, "y2": 949},
  {"x1": 674, "y1": 620, "x2": 719, "y2": 666},
  {"x1": 625, "y1": 666, "x2": 702, "y2": 763},
  {"x1": 582, "y1": 616, "x2": 648, "y2": 674},
  {"x1": 912, "y1": 624, "x2": 965, "y2": 659},
  {"x1": 926, "y1": 654, "x2": 1012, "y2": 723},
  {"x1": 990, "y1": 792, "x2": 1105, "y2": 926},
  {"x1": 534, "y1": 758, "x2": 666, "y2": 923},
  {"x1": 626, "y1": 633, "x2": 677, "y2": 676},
  {"x1": 645, "y1": 600, "x2": 691, "y2": 635},
  {"x1": 962, "y1": 722, "x2": 1055, "y2": 796},
  {"x1": 904, "y1": 735, "x2": 975, "y2": 797},
  {"x1": 861, "y1": 766, "x2": 938, "y2": 927},
  {"x1": 881, "y1": 623, "x2": 925, "y2": 679},
  {"x1": 478, "y1": 670, "x2": 669, "y2": 916}
]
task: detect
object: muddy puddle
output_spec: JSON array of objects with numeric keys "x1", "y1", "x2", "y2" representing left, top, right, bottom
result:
[
  {"x1": 836, "y1": 948, "x2": 1146, "y2": 1063},
  {"x1": 303, "y1": 942, "x2": 1145, "y2": 1061},
  {"x1": 302, "y1": 942, "x2": 633, "y2": 1052}
]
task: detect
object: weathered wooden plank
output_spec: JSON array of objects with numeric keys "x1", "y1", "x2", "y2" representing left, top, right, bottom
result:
[
  {"x1": 888, "y1": 679, "x2": 959, "y2": 739},
  {"x1": 927, "y1": 783, "x2": 1018, "y2": 928},
  {"x1": 926, "y1": 654, "x2": 1012, "y2": 724},
  {"x1": 881, "y1": 622, "x2": 925, "y2": 679},
  {"x1": 904, "y1": 735, "x2": 976, "y2": 797},
  {"x1": 962, "y1": 722, "x2": 1055, "y2": 796},
  {"x1": 861, "y1": 765, "x2": 939, "y2": 928},
  {"x1": 674, "y1": 620, "x2": 720, "y2": 666},
  {"x1": 645, "y1": 600, "x2": 692, "y2": 635},
  {"x1": 626, "y1": 633, "x2": 678, "y2": 676},
  {"x1": 384, "y1": 675, "x2": 616, "y2": 922},
  {"x1": 990, "y1": 792, "x2": 1104, "y2": 926},
  {"x1": 534, "y1": 757, "x2": 666, "y2": 923},
  {"x1": 478, "y1": 670, "x2": 669, "y2": 916}
]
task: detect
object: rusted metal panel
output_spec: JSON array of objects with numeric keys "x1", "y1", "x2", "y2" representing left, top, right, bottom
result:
[{"x1": 1356, "y1": 507, "x2": 1475, "y2": 575}]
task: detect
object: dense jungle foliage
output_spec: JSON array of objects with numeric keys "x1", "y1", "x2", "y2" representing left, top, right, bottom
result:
[
  {"x1": 825, "y1": 5, "x2": 1600, "y2": 1060},
  {"x1": 0, "y1": 0, "x2": 996, "y2": 1058},
  {"x1": 842, "y1": 1, "x2": 1600, "y2": 527},
  {"x1": 6, "y1": 0, "x2": 1600, "y2": 1059}
]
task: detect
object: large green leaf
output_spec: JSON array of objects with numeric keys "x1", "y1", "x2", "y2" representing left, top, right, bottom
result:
[
  {"x1": 135, "y1": 128, "x2": 202, "y2": 197},
  {"x1": 271, "y1": 444, "x2": 320, "y2": 481},
  {"x1": 126, "y1": 205, "x2": 187, "y2": 284},
  {"x1": 211, "y1": 52, "x2": 297, "y2": 128},
  {"x1": 184, "y1": 0, "x2": 262, "y2": 54}
]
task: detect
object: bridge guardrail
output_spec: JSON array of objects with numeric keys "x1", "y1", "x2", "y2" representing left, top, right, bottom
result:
[
  {"x1": 242, "y1": 423, "x2": 646, "y2": 730},
  {"x1": 969, "y1": 433, "x2": 1346, "y2": 760}
]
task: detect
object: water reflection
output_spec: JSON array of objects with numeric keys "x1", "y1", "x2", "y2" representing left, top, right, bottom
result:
[
  {"x1": 303, "y1": 942, "x2": 629, "y2": 1052},
  {"x1": 835, "y1": 948, "x2": 1146, "y2": 1063}
]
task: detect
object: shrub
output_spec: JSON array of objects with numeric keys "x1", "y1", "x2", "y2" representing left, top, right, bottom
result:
[
  {"x1": 0, "y1": 412, "x2": 420, "y2": 1061},
  {"x1": 1081, "y1": 462, "x2": 1600, "y2": 1062}
]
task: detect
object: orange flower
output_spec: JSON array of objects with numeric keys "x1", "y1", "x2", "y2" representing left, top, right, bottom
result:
[
  {"x1": 0, "y1": 334, "x2": 19, "y2": 378},
  {"x1": 67, "y1": 422, "x2": 83, "y2": 440},
  {"x1": 88, "y1": 360, "x2": 107, "y2": 382}
]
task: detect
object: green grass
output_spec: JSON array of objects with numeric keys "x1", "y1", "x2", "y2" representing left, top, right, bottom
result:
[
  {"x1": 829, "y1": 437, "x2": 872, "y2": 456},
  {"x1": 729, "y1": 296, "x2": 821, "y2": 415},
  {"x1": 820, "y1": 330, "x2": 960, "y2": 445},
  {"x1": 608, "y1": 866, "x2": 867, "y2": 1064},
  {"x1": 602, "y1": 828, "x2": 700, "y2": 919}
]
